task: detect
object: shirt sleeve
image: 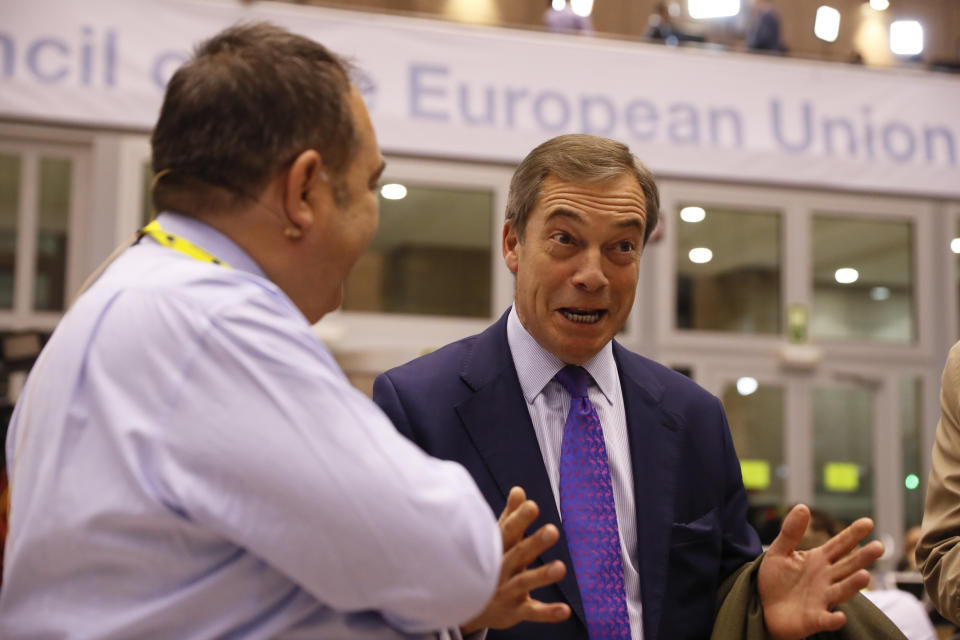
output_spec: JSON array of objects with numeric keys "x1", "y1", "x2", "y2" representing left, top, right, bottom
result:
[
  {"x1": 918, "y1": 341, "x2": 960, "y2": 625},
  {"x1": 126, "y1": 289, "x2": 502, "y2": 632}
]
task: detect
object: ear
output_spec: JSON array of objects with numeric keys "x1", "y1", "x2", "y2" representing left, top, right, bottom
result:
[
  {"x1": 502, "y1": 222, "x2": 520, "y2": 275},
  {"x1": 282, "y1": 149, "x2": 328, "y2": 232}
]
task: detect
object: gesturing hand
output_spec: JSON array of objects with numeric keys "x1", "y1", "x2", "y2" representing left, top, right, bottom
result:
[
  {"x1": 461, "y1": 487, "x2": 571, "y2": 635},
  {"x1": 757, "y1": 504, "x2": 884, "y2": 640}
]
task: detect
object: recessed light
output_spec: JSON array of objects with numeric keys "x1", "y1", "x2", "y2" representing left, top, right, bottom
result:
[
  {"x1": 680, "y1": 206, "x2": 706, "y2": 223},
  {"x1": 736, "y1": 377, "x2": 759, "y2": 396},
  {"x1": 814, "y1": 6, "x2": 841, "y2": 43},
  {"x1": 688, "y1": 0, "x2": 740, "y2": 19},
  {"x1": 890, "y1": 20, "x2": 924, "y2": 56},
  {"x1": 834, "y1": 268, "x2": 859, "y2": 284},
  {"x1": 380, "y1": 183, "x2": 407, "y2": 200},
  {"x1": 688, "y1": 247, "x2": 713, "y2": 264}
]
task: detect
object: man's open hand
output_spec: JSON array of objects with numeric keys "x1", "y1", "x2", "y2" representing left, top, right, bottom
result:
[
  {"x1": 461, "y1": 487, "x2": 571, "y2": 634},
  {"x1": 757, "y1": 504, "x2": 884, "y2": 640}
]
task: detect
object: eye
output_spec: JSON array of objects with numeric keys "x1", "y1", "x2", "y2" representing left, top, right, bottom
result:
[
  {"x1": 615, "y1": 240, "x2": 636, "y2": 253},
  {"x1": 551, "y1": 232, "x2": 573, "y2": 244}
]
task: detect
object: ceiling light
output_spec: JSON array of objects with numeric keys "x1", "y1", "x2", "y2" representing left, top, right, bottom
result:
[
  {"x1": 570, "y1": 0, "x2": 593, "y2": 17},
  {"x1": 834, "y1": 267, "x2": 859, "y2": 284},
  {"x1": 688, "y1": 247, "x2": 713, "y2": 264},
  {"x1": 680, "y1": 206, "x2": 706, "y2": 223},
  {"x1": 870, "y1": 286, "x2": 890, "y2": 301},
  {"x1": 951, "y1": 238, "x2": 960, "y2": 254},
  {"x1": 869, "y1": 0, "x2": 889, "y2": 10},
  {"x1": 890, "y1": 20, "x2": 924, "y2": 56},
  {"x1": 815, "y1": 6, "x2": 841, "y2": 42},
  {"x1": 380, "y1": 183, "x2": 407, "y2": 200},
  {"x1": 736, "y1": 377, "x2": 759, "y2": 396},
  {"x1": 552, "y1": 0, "x2": 564, "y2": 10},
  {"x1": 688, "y1": 0, "x2": 740, "y2": 20}
]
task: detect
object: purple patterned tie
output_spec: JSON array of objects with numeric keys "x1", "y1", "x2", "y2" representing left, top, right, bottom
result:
[{"x1": 555, "y1": 365, "x2": 631, "y2": 640}]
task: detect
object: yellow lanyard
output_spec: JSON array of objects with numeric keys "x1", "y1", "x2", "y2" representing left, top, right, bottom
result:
[{"x1": 139, "y1": 220, "x2": 231, "y2": 268}]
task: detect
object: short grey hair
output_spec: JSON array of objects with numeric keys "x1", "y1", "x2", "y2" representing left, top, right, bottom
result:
[{"x1": 505, "y1": 134, "x2": 660, "y2": 244}]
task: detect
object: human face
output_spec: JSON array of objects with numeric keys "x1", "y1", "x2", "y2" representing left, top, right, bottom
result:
[
  {"x1": 503, "y1": 174, "x2": 647, "y2": 365},
  {"x1": 316, "y1": 87, "x2": 386, "y2": 314}
]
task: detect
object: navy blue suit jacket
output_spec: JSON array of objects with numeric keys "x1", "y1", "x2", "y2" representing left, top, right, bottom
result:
[{"x1": 373, "y1": 311, "x2": 761, "y2": 639}]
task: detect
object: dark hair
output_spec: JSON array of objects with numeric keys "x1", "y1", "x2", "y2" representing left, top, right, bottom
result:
[
  {"x1": 807, "y1": 507, "x2": 844, "y2": 538},
  {"x1": 151, "y1": 22, "x2": 356, "y2": 214},
  {"x1": 796, "y1": 507, "x2": 845, "y2": 551},
  {"x1": 505, "y1": 134, "x2": 660, "y2": 245}
]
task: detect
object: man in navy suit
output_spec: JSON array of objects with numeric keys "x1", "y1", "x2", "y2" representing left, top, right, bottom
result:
[{"x1": 373, "y1": 134, "x2": 883, "y2": 639}]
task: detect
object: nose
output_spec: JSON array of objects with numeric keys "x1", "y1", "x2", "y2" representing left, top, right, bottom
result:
[{"x1": 571, "y1": 249, "x2": 608, "y2": 293}]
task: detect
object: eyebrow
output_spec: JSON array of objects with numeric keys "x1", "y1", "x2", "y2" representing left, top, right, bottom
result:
[
  {"x1": 544, "y1": 208, "x2": 584, "y2": 225},
  {"x1": 615, "y1": 218, "x2": 645, "y2": 231}
]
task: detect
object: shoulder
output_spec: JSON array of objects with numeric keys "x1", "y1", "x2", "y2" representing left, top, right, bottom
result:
[
  {"x1": 77, "y1": 247, "x2": 316, "y2": 379},
  {"x1": 96, "y1": 245, "x2": 300, "y2": 328}
]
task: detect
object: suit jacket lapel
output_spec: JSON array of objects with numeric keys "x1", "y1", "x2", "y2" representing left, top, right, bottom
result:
[
  {"x1": 615, "y1": 342, "x2": 682, "y2": 640},
  {"x1": 455, "y1": 312, "x2": 586, "y2": 626}
]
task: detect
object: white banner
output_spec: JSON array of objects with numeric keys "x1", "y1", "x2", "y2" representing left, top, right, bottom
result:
[{"x1": 3, "y1": 0, "x2": 960, "y2": 198}]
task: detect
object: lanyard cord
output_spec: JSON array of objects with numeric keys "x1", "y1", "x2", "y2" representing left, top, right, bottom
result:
[
  {"x1": 74, "y1": 219, "x2": 230, "y2": 302},
  {"x1": 138, "y1": 220, "x2": 232, "y2": 268}
]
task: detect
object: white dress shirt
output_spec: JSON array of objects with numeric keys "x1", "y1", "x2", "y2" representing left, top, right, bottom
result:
[
  {"x1": 863, "y1": 590, "x2": 937, "y2": 640},
  {"x1": 506, "y1": 307, "x2": 644, "y2": 640},
  {"x1": 0, "y1": 212, "x2": 501, "y2": 639}
]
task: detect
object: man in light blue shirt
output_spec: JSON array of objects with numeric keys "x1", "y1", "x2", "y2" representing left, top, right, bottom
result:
[{"x1": 0, "y1": 23, "x2": 561, "y2": 639}]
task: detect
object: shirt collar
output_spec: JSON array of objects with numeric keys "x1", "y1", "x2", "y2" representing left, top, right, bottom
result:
[
  {"x1": 506, "y1": 305, "x2": 617, "y2": 406},
  {"x1": 153, "y1": 211, "x2": 267, "y2": 280}
]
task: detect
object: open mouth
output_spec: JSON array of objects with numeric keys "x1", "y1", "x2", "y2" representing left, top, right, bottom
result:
[{"x1": 559, "y1": 308, "x2": 607, "y2": 324}]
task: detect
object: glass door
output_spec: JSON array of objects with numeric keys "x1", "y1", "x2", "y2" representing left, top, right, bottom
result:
[{"x1": 702, "y1": 365, "x2": 901, "y2": 552}]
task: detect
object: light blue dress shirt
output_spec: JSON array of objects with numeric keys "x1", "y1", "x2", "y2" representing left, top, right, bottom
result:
[
  {"x1": 0, "y1": 212, "x2": 501, "y2": 639},
  {"x1": 506, "y1": 307, "x2": 644, "y2": 640}
]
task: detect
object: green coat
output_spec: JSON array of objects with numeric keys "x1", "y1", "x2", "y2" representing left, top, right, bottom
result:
[{"x1": 713, "y1": 555, "x2": 908, "y2": 640}]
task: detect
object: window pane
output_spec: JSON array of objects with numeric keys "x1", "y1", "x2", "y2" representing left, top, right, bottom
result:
[
  {"x1": 722, "y1": 380, "x2": 785, "y2": 508},
  {"x1": 813, "y1": 385, "x2": 874, "y2": 523},
  {"x1": 0, "y1": 153, "x2": 20, "y2": 309},
  {"x1": 34, "y1": 157, "x2": 72, "y2": 312},
  {"x1": 811, "y1": 216, "x2": 913, "y2": 343},
  {"x1": 676, "y1": 206, "x2": 781, "y2": 334},
  {"x1": 901, "y1": 376, "x2": 923, "y2": 531},
  {"x1": 343, "y1": 184, "x2": 492, "y2": 318}
]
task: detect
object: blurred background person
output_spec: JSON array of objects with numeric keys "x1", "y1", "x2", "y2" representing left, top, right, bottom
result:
[
  {"x1": 746, "y1": 0, "x2": 786, "y2": 52},
  {"x1": 645, "y1": 2, "x2": 677, "y2": 42},
  {"x1": 543, "y1": 0, "x2": 593, "y2": 35},
  {"x1": 900, "y1": 526, "x2": 922, "y2": 571}
]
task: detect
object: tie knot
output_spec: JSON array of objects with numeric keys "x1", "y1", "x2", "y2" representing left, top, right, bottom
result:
[{"x1": 555, "y1": 365, "x2": 590, "y2": 399}]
